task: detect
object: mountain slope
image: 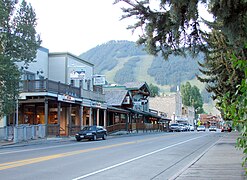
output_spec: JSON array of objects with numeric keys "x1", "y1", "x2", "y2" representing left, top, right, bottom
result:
[{"x1": 79, "y1": 40, "x2": 204, "y2": 92}]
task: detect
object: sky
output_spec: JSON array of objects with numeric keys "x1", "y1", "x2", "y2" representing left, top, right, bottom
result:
[
  {"x1": 26, "y1": 0, "x2": 140, "y2": 55},
  {"x1": 25, "y1": 0, "x2": 212, "y2": 56}
]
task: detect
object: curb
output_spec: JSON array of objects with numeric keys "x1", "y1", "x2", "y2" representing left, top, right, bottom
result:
[{"x1": 0, "y1": 131, "x2": 168, "y2": 149}]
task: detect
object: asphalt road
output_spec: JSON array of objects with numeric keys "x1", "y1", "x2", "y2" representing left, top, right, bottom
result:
[{"x1": 0, "y1": 131, "x2": 222, "y2": 180}]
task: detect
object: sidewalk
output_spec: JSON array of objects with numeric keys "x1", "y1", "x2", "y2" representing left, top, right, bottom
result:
[{"x1": 172, "y1": 132, "x2": 246, "y2": 180}]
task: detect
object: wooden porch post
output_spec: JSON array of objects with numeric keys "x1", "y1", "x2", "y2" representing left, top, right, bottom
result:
[
  {"x1": 57, "y1": 102, "x2": 61, "y2": 136},
  {"x1": 104, "y1": 110, "x2": 107, "y2": 128},
  {"x1": 96, "y1": 109, "x2": 99, "y2": 126},
  {"x1": 89, "y1": 108, "x2": 92, "y2": 126},
  {"x1": 44, "y1": 99, "x2": 48, "y2": 137},
  {"x1": 69, "y1": 104, "x2": 72, "y2": 136},
  {"x1": 79, "y1": 105, "x2": 82, "y2": 129}
]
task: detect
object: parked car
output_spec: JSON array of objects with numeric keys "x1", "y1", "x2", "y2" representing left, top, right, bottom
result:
[
  {"x1": 179, "y1": 124, "x2": 187, "y2": 132},
  {"x1": 189, "y1": 124, "x2": 195, "y2": 131},
  {"x1": 209, "y1": 126, "x2": 217, "y2": 131},
  {"x1": 197, "y1": 125, "x2": 206, "y2": 132},
  {"x1": 75, "y1": 125, "x2": 107, "y2": 141},
  {"x1": 221, "y1": 126, "x2": 232, "y2": 132},
  {"x1": 179, "y1": 123, "x2": 190, "y2": 131},
  {"x1": 170, "y1": 123, "x2": 182, "y2": 132}
]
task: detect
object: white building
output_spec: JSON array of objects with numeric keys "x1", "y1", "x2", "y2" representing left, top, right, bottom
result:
[{"x1": 1, "y1": 47, "x2": 107, "y2": 137}]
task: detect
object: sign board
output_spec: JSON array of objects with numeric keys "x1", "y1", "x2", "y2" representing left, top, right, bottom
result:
[
  {"x1": 91, "y1": 101, "x2": 101, "y2": 108},
  {"x1": 70, "y1": 69, "x2": 85, "y2": 80},
  {"x1": 58, "y1": 94, "x2": 75, "y2": 103},
  {"x1": 93, "y1": 75, "x2": 105, "y2": 85}
]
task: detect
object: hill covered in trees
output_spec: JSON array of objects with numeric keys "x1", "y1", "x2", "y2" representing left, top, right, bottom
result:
[{"x1": 79, "y1": 40, "x2": 203, "y2": 91}]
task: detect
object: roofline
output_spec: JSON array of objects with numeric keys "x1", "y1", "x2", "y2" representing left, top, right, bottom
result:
[
  {"x1": 49, "y1": 52, "x2": 94, "y2": 66},
  {"x1": 38, "y1": 46, "x2": 49, "y2": 53}
]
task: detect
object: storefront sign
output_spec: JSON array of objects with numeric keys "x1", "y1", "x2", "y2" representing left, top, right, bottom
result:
[
  {"x1": 70, "y1": 69, "x2": 85, "y2": 80},
  {"x1": 93, "y1": 75, "x2": 105, "y2": 85},
  {"x1": 58, "y1": 94, "x2": 75, "y2": 103},
  {"x1": 91, "y1": 101, "x2": 101, "y2": 107}
]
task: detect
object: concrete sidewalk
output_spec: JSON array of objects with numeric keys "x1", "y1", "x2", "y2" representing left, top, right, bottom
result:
[{"x1": 172, "y1": 132, "x2": 246, "y2": 180}]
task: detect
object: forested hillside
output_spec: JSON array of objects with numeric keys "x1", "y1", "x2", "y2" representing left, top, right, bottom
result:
[{"x1": 79, "y1": 40, "x2": 203, "y2": 90}]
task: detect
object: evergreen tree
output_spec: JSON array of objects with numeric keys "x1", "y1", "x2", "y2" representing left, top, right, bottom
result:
[
  {"x1": 0, "y1": 0, "x2": 41, "y2": 116},
  {"x1": 114, "y1": 0, "x2": 247, "y2": 167},
  {"x1": 149, "y1": 83, "x2": 159, "y2": 97}
]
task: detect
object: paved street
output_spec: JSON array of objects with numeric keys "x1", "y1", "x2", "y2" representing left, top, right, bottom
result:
[{"x1": 0, "y1": 131, "x2": 235, "y2": 180}]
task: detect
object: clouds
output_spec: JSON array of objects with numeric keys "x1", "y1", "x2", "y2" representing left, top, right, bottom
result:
[{"x1": 27, "y1": 0, "x2": 139, "y2": 55}]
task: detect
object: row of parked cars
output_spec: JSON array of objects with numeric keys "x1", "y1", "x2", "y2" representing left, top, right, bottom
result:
[
  {"x1": 169, "y1": 123, "x2": 195, "y2": 132},
  {"x1": 170, "y1": 124, "x2": 221, "y2": 132},
  {"x1": 197, "y1": 125, "x2": 217, "y2": 131}
]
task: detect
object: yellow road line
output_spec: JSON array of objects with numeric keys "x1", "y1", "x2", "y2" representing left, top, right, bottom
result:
[{"x1": 0, "y1": 133, "x2": 175, "y2": 170}]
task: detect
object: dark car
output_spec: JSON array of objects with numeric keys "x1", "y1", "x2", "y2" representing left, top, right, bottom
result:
[
  {"x1": 221, "y1": 126, "x2": 232, "y2": 132},
  {"x1": 75, "y1": 125, "x2": 107, "y2": 141}
]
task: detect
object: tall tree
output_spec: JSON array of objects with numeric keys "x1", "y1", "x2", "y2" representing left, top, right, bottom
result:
[
  {"x1": 181, "y1": 82, "x2": 204, "y2": 114},
  {"x1": 0, "y1": 0, "x2": 41, "y2": 117},
  {"x1": 149, "y1": 83, "x2": 159, "y2": 97},
  {"x1": 114, "y1": 0, "x2": 247, "y2": 166}
]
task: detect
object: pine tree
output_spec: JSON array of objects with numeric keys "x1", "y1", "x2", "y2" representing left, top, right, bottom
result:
[{"x1": 115, "y1": 0, "x2": 247, "y2": 167}]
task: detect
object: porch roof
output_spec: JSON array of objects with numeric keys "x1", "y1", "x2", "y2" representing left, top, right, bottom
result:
[
  {"x1": 127, "y1": 108, "x2": 171, "y2": 122},
  {"x1": 107, "y1": 106, "x2": 130, "y2": 114}
]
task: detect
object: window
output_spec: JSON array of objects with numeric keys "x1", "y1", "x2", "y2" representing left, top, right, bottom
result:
[
  {"x1": 87, "y1": 79, "x2": 91, "y2": 90},
  {"x1": 70, "y1": 79, "x2": 75, "y2": 86},
  {"x1": 79, "y1": 80, "x2": 84, "y2": 89},
  {"x1": 23, "y1": 71, "x2": 35, "y2": 80}
]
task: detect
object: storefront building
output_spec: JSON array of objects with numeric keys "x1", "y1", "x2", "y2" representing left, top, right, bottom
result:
[{"x1": 4, "y1": 47, "x2": 107, "y2": 137}]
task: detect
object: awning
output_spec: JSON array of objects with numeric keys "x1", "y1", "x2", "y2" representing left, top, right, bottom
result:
[
  {"x1": 128, "y1": 108, "x2": 168, "y2": 120},
  {"x1": 107, "y1": 106, "x2": 130, "y2": 114},
  {"x1": 128, "y1": 108, "x2": 149, "y2": 116},
  {"x1": 158, "y1": 118, "x2": 172, "y2": 123}
]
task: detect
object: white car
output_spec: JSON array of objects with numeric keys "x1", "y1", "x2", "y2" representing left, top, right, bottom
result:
[
  {"x1": 197, "y1": 125, "x2": 206, "y2": 131},
  {"x1": 189, "y1": 124, "x2": 195, "y2": 131}
]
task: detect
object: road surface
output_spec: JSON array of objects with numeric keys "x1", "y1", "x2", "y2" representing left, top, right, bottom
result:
[{"x1": 0, "y1": 131, "x2": 222, "y2": 180}]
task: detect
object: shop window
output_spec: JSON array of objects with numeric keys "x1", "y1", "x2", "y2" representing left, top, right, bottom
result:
[{"x1": 49, "y1": 112, "x2": 58, "y2": 124}]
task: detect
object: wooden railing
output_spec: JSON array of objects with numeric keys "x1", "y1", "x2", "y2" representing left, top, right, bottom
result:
[
  {"x1": 47, "y1": 124, "x2": 60, "y2": 137},
  {"x1": 106, "y1": 123, "x2": 127, "y2": 133},
  {"x1": 106, "y1": 123, "x2": 165, "y2": 133},
  {"x1": 68, "y1": 125, "x2": 81, "y2": 136},
  {"x1": 20, "y1": 79, "x2": 105, "y2": 102}
]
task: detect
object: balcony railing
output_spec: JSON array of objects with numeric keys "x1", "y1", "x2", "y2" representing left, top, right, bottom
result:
[{"x1": 20, "y1": 79, "x2": 105, "y2": 102}]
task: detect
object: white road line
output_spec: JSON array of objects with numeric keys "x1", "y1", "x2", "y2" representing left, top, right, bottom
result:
[{"x1": 72, "y1": 135, "x2": 207, "y2": 180}]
